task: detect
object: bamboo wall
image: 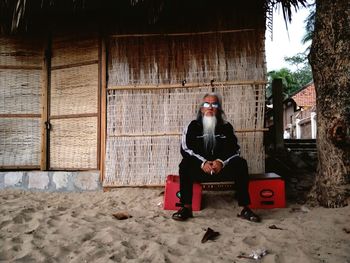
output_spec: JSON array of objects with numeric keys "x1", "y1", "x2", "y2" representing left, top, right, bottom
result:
[
  {"x1": 0, "y1": 37, "x2": 43, "y2": 168},
  {"x1": 104, "y1": 30, "x2": 266, "y2": 186},
  {"x1": 0, "y1": 33, "x2": 100, "y2": 171}
]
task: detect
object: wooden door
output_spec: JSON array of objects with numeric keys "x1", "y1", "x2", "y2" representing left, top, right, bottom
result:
[{"x1": 48, "y1": 34, "x2": 100, "y2": 170}]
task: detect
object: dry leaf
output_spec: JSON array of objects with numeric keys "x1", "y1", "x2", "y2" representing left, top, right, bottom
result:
[
  {"x1": 201, "y1": 227, "x2": 220, "y2": 243},
  {"x1": 343, "y1": 228, "x2": 350, "y2": 234},
  {"x1": 269, "y1": 224, "x2": 284, "y2": 230},
  {"x1": 112, "y1": 211, "x2": 132, "y2": 220}
]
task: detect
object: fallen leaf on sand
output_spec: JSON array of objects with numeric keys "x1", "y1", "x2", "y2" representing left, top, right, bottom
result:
[
  {"x1": 201, "y1": 227, "x2": 220, "y2": 243},
  {"x1": 112, "y1": 211, "x2": 132, "y2": 220},
  {"x1": 269, "y1": 224, "x2": 284, "y2": 230}
]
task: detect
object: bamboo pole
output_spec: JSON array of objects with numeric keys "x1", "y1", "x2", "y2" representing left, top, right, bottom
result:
[
  {"x1": 108, "y1": 133, "x2": 181, "y2": 138},
  {"x1": 0, "y1": 65, "x2": 42, "y2": 70},
  {"x1": 48, "y1": 167, "x2": 97, "y2": 171},
  {"x1": 40, "y1": 36, "x2": 50, "y2": 170},
  {"x1": 110, "y1": 29, "x2": 255, "y2": 38},
  {"x1": 51, "y1": 60, "x2": 99, "y2": 70},
  {"x1": 0, "y1": 166, "x2": 41, "y2": 170},
  {"x1": 236, "y1": 128, "x2": 268, "y2": 133},
  {"x1": 107, "y1": 80, "x2": 267, "y2": 91},
  {"x1": 49, "y1": 113, "x2": 98, "y2": 120},
  {"x1": 99, "y1": 36, "x2": 107, "y2": 182},
  {"x1": 97, "y1": 36, "x2": 101, "y2": 173},
  {"x1": 108, "y1": 129, "x2": 268, "y2": 138},
  {"x1": 0, "y1": 114, "x2": 41, "y2": 118}
]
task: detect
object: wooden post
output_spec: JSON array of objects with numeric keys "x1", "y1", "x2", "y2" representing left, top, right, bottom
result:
[
  {"x1": 40, "y1": 36, "x2": 51, "y2": 170},
  {"x1": 272, "y1": 78, "x2": 284, "y2": 151},
  {"x1": 99, "y1": 36, "x2": 107, "y2": 183}
]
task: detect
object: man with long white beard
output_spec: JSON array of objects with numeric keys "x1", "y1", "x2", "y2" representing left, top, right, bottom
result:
[{"x1": 172, "y1": 93, "x2": 261, "y2": 222}]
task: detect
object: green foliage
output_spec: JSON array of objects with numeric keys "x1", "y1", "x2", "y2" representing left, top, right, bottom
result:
[
  {"x1": 266, "y1": 52, "x2": 313, "y2": 98},
  {"x1": 285, "y1": 52, "x2": 313, "y2": 87},
  {"x1": 302, "y1": 2, "x2": 315, "y2": 48},
  {"x1": 267, "y1": 68, "x2": 297, "y2": 98},
  {"x1": 266, "y1": 3, "x2": 315, "y2": 99}
]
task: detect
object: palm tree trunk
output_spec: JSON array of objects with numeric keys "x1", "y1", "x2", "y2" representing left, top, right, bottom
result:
[{"x1": 309, "y1": 0, "x2": 350, "y2": 207}]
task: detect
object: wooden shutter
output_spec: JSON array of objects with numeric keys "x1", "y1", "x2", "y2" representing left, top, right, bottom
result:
[{"x1": 49, "y1": 33, "x2": 99, "y2": 170}]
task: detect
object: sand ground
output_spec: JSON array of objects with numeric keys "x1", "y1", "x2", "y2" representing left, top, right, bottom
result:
[{"x1": 0, "y1": 189, "x2": 349, "y2": 263}]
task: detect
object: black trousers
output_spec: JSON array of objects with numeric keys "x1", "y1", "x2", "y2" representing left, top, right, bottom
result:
[{"x1": 179, "y1": 157, "x2": 251, "y2": 207}]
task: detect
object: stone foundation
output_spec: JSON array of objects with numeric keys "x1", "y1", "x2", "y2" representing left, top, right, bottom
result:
[{"x1": 0, "y1": 171, "x2": 101, "y2": 192}]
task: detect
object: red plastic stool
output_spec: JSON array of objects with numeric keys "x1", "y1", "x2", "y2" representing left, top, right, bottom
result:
[
  {"x1": 249, "y1": 173, "x2": 286, "y2": 209},
  {"x1": 163, "y1": 175, "x2": 202, "y2": 211}
]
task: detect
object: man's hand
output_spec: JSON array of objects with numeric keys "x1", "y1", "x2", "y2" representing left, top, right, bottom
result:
[
  {"x1": 202, "y1": 161, "x2": 214, "y2": 174},
  {"x1": 201, "y1": 160, "x2": 223, "y2": 175},
  {"x1": 211, "y1": 160, "x2": 223, "y2": 174}
]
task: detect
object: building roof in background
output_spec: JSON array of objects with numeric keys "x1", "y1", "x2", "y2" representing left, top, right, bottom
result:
[{"x1": 291, "y1": 82, "x2": 315, "y2": 107}]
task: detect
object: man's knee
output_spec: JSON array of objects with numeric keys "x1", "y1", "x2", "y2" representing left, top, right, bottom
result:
[
  {"x1": 179, "y1": 159, "x2": 193, "y2": 175},
  {"x1": 230, "y1": 157, "x2": 248, "y2": 170}
]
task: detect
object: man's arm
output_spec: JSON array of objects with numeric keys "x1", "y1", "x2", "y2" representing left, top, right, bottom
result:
[
  {"x1": 180, "y1": 121, "x2": 207, "y2": 167},
  {"x1": 220, "y1": 123, "x2": 240, "y2": 167}
]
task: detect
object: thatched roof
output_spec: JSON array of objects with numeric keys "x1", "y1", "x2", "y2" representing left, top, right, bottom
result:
[{"x1": 0, "y1": 0, "x2": 307, "y2": 34}]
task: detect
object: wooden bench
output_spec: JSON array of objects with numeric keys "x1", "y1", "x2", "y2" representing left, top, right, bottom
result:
[
  {"x1": 201, "y1": 181, "x2": 235, "y2": 191},
  {"x1": 201, "y1": 173, "x2": 283, "y2": 191}
]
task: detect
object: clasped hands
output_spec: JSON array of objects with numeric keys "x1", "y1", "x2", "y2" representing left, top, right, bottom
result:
[{"x1": 201, "y1": 160, "x2": 223, "y2": 175}]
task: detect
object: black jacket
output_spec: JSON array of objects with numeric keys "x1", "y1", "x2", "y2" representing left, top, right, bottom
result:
[{"x1": 180, "y1": 119, "x2": 240, "y2": 167}]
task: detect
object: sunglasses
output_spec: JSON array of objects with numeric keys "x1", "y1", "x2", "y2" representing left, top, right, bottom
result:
[{"x1": 202, "y1": 102, "x2": 219, "y2": 108}]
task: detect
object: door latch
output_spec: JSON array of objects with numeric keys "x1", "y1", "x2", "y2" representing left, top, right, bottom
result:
[{"x1": 45, "y1": 121, "x2": 51, "y2": 130}]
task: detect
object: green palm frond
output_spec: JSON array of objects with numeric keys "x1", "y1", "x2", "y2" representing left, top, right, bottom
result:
[{"x1": 302, "y1": 2, "x2": 315, "y2": 44}]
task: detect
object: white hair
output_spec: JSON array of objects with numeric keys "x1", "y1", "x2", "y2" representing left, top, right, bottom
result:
[
  {"x1": 202, "y1": 115, "x2": 217, "y2": 154},
  {"x1": 196, "y1": 92, "x2": 227, "y2": 124}
]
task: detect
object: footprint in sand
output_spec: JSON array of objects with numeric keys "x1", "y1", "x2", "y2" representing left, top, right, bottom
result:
[
  {"x1": 242, "y1": 235, "x2": 266, "y2": 246},
  {"x1": 0, "y1": 220, "x2": 12, "y2": 228},
  {"x1": 120, "y1": 241, "x2": 137, "y2": 260},
  {"x1": 176, "y1": 236, "x2": 193, "y2": 246},
  {"x1": 81, "y1": 232, "x2": 95, "y2": 242},
  {"x1": 57, "y1": 206, "x2": 68, "y2": 212},
  {"x1": 13, "y1": 214, "x2": 31, "y2": 224},
  {"x1": 47, "y1": 215, "x2": 60, "y2": 227},
  {"x1": 11, "y1": 236, "x2": 23, "y2": 244}
]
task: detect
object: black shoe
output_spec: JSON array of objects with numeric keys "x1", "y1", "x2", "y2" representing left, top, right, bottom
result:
[
  {"x1": 172, "y1": 207, "x2": 193, "y2": 221},
  {"x1": 237, "y1": 207, "x2": 261, "y2": 223}
]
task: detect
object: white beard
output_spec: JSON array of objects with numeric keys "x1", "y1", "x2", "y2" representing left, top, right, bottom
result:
[{"x1": 202, "y1": 115, "x2": 217, "y2": 153}]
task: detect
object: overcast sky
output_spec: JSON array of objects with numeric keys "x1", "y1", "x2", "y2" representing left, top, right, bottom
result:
[{"x1": 265, "y1": 7, "x2": 310, "y2": 72}]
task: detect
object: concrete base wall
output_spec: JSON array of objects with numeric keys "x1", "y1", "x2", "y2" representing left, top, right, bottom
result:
[{"x1": 0, "y1": 171, "x2": 102, "y2": 192}]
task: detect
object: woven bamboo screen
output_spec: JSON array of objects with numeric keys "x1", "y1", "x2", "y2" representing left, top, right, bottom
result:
[
  {"x1": 49, "y1": 34, "x2": 99, "y2": 170},
  {"x1": 105, "y1": 30, "x2": 266, "y2": 186},
  {"x1": 0, "y1": 37, "x2": 43, "y2": 168}
]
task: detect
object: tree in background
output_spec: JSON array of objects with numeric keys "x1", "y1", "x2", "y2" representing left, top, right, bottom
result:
[
  {"x1": 267, "y1": 2, "x2": 314, "y2": 99},
  {"x1": 266, "y1": 53, "x2": 312, "y2": 98},
  {"x1": 267, "y1": 0, "x2": 349, "y2": 208},
  {"x1": 266, "y1": 68, "x2": 297, "y2": 98},
  {"x1": 308, "y1": 0, "x2": 350, "y2": 208},
  {"x1": 284, "y1": 52, "x2": 313, "y2": 88}
]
